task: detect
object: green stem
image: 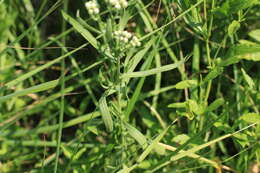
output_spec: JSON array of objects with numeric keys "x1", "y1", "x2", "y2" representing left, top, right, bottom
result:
[{"x1": 54, "y1": 0, "x2": 68, "y2": 172}]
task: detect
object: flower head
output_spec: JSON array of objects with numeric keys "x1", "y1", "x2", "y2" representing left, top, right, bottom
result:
[
  {"x1": 108, "y1": 0, "x2": 128, "y2": 9},
  {"x1": 113, "y1": 30, "x2": 141, "y2": 47},
  {"x1": 85, "y1": 0, "x2": 100, "y2": 15}
]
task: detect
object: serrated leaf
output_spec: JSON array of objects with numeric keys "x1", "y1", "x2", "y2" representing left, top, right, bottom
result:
[
  {"x1": 99, "y1": 95, "x2": 113, "y2": 132},
  {"x1": 241, "y1": 68, "x2": 255, "y2": 89},
  {"x1": 228, "y1": 20, "x2": 240, "y2": 37},
  {"x1": 174, "y1": 80, "x2": 198, "y2": 89},
  {"x1": 240, "y1": 113, "x2": 260, "y2": 124}
]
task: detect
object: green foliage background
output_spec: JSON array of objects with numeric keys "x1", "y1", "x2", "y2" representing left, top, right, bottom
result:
[{"x1": 0, "y1": 0, "x2": 259, "y2": 172}]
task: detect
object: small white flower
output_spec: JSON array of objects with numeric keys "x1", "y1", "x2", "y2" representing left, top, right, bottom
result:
[
  {"x1": 130, "y1": 36, "x2": 141, "y2": 47},
  {"x1": 107, "y1": 0, "x2": 128, "y2": 9},
  {"x1": 113, "y1": 30, "x2": 141, "y2": 47},
  {"x1": 115, "y1": 3, "x2": 121, "y2": 9},
  {"x1": 85, "y1": 1, "x2": 99, "y2": 15},
  {"x1": 120, "y1": 0, "x2": 128, "y2": 8}
]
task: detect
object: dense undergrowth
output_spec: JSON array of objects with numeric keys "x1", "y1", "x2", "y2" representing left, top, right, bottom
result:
[{"x1": 0, "y1": 0, "x2": 260, "y2": 172}]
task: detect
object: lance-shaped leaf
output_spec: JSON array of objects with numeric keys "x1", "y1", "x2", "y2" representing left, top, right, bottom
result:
[
  {"x1": 0, "y1": 79, "x2": 59, "y2": 103},
  {"x1": 122, "y1": 60, "x2": 184, "y2": 79},
  {"x1": 125, "y1": 122, "x2": 147, "y2": 149},
  {"x1": 202, "y1": 67, "x2": 223, "y2": 84},
  {"x1": 137, "y1": 125, "x2": 170, "y2": 163},
  {"x1": 62, "y1": 11, "x2": 98, "y2": 49},
  {"x1": 99, "y1": 95, "x2": 113, "y2": 132},
  {"x1": 174, "y1": 80, "x2": 198, "y2": 89}
]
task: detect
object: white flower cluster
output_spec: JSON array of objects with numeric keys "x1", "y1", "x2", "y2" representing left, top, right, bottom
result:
[
  {"x1": 85, "y1": 0, "x2": 99, "y2": 15},
  {"x1": 114, "y1": 30, "x2": 141, "y2": 47},
  {"x1": 107, "y1": 0, "x2": 128, "y2": 9}
]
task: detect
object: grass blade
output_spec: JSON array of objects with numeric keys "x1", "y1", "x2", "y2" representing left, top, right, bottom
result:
[
  {"x1": 0, "y1": 80, "x2": 59, "y2": 103},
  {"x1": 5, "y1": 43, "x2": 87, "y2": 88}
]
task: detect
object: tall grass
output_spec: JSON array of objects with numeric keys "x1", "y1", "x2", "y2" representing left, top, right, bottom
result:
[{"x1": 0, "y1": 0, "x2": 259, "y2": 172}]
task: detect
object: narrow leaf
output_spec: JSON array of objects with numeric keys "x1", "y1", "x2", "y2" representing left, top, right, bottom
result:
[
  {"x1": 205, "y1": 98, "x2": 225, "y2": 113},
  {"x1": 241, "y1": 68, "x2": 255, "y2": 89},
  {"x1": 5, "y1": 44, "x2": 86, "y2": 88},
  {"x1": 125, "y1": 122, "x2": 147, "y2": 149},
  {"x1": 0, "y1": 80, "x2": 59, "y2": 103},
  {"x1": 137, "y1": 126, "x2": 170, "y2": 163},
  {"x1": 202, "y1": 67, "x2": 223, "y2": 84},
  {"x1": 228, "y1": 20, "x2": 240, "y2": 37},
  {"x1": 62, "y1": 11, "x2": 98, "y2": 49},
  {"x1": 240, "y1": 113, "x2": 260, "y2": 124},
  {"x1": 174, "y1": 80, "x2": 197, "y2": 89},
  {"x1": 122, "y1": 60, "x2": 184, "y2": 79},
  {"x1": 99, "y1": 95, "x2": 113, "y2": 132},
  {"x1": 249, "y1": 29, "x2": 260, "y2": 42},
  {"x1": 168, "y1": 102, "x2": 186, "y2": 108}
]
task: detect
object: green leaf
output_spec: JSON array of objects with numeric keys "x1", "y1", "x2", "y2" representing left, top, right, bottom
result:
[
  {"x1": 105, "y1": 18, "x2": 113, "y2": 43},
  {"x1": 5, "y1": 44, "x2": 86, "y2": 88},
  {"x1": 172, "y1": 134, "x2": 190, "y2": 145},
  {"x1": 249, "y1": 29, "x2": 260, "y2": 42},
  {"x1": 0, "y1": 80, "x2": 59, "y2": 103},
  {"x1": 205, "y1": 98, "x2": 225, "y2": 113},
  {"x1": 154, "y1": 143, "x2": 166, "y2": 155},
  {"x1": 125, "y1": 40, "x2": 157, "y2": 120},
  {"x1": 228, "y1": 20, "x2": 240, "y2": 37},
  {"x1": 137, "y1": 125, "x2": 170, "y2": 163},
  {"x1": 218, "y1": 56, "x2": 241, "y2": 67},
  {"x1": 224, "y1": 44, "x2": 260, "y2": 61},
  {"x1": 202, "y1": 67, "x2": 223, "y2": 84},
  {"x1": 73, "y1": 148, "x2": 87, "y2": 160},
  {"x1": 125, "y1": 39, "x2": 154, "y2": 75},
  {"x1": 61, "y1": 145, "x2": 73, "y2": 160},
  {"x1": 174, "y1": 80, "x2": 198, "y2": 89},
  {"x1": 241, "y1": 68, "x2": 255, "y2": 89},
  {"x1": 125, "y1": 122, "x2": 147, "y2": 149},
  {"x1": 99, "y1": 95, "x2": 113, "y2": 132},
  {"x1": 117, "y1": 165, "x2": 137, "y2": 173},
  {"x1": 240, "y1": 113, "x2": 260, "y2": 124},
  {"x1": 122, "y1": 60, "x2": 184, "y2": 78},
  {"x1": 213, "y1": 0, "x2": 257, "y2": 16},
  {"x1": 186, "y1": 99, "x2": 204, "y2": 115},
  {"x1": 168, "y1": 102, "x2": 186, "y2": 108},
  {"x1": 62, "y1": 11, "x2": 98, "y2": 49},
  {"x1": 119, "y1": 11, "x2": 130, "y2": 31}
]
